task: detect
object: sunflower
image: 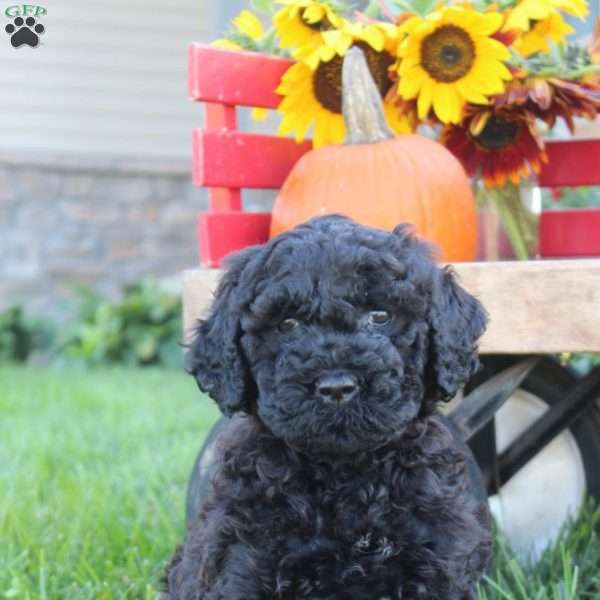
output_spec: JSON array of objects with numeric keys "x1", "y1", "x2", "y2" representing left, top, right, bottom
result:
[
  {"x1": 296, "y1": 20, "x2": 400, "y2": 69},
  {"x1": 234, "y1": 10, "x2": 265, "y2": 41},
  {"x1": 213, "y1": 9, "x2": 265, "y2": 49},
  {"x1": 212, "y1": 11, "x2": 270, "y2": 121},
  {"x1": 274, "y1": 0, "x2": 343, "y2": 51},
  {"x1": 494, "y1": 77, "x2": 600, "y2": 131},
  {"x1": 513, "y1": 12, "x2": 574, "y2": 56},
  {"x1": 493, "y1": 76, "x2": 550, "y2": 108},
  {"x1": 396, "y1": 6, "x2": 512, "y2": 124},
  {"x1": 385, "y1": 72, "x2": 421, "y2": 129},
  {"x1": 504, "y1": 0, "x2": 588, "y2": 32},
  {"x1": 442, "y1": 107, "x2": 547, "y2": 187},
  {"x1": 531, "y1": 78, "x2": 600, "y2": 130},
  {"x1": 277, "y1": 40, "x2": 412, "y2": 148},
  {"x1": 384, "y1": 97, "x2": 417, "y2": 135}
]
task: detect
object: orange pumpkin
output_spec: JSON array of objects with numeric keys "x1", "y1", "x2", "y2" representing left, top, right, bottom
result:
[{"x1": 270, "y1": 47, "x2": 477, "y2": 262}]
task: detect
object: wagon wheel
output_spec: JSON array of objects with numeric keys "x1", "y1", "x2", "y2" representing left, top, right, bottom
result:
[{"x1": 468, "y1": 356, "x2": 600, "y2": 561}]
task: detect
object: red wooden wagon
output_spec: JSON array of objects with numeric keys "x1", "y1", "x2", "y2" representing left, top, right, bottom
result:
[{"x1": 184, "y1": 43, "x2": 600, "y2": 559}]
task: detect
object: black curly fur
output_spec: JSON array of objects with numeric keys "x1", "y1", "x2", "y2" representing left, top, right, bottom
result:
[{"x1": 164, "y1": 216, "x2": 491, "y2": 599}]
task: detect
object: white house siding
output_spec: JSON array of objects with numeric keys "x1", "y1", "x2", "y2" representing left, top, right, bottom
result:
[
  {"x1": 0, "y1": 1, "x2": 598, "y2": 160},
  {"x1": 0, "y1": 0, "x2": 212, "y2": 160},
  {"x1": 0, "y1": 0, "x2": 237, "y2": 316}
]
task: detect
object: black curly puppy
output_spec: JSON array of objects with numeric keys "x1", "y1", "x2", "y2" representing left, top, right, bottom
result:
[{"x1": 163, "y1": 215, "x2": 491, "y2": 600}]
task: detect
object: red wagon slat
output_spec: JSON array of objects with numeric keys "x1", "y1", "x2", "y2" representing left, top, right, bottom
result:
[
  {"x1": 190, "y1": 44, "x2": 300, "y2": 265},
  {"x1": 198, "y1": 212, "x2": 272, "y2": 268},
  {"x1": 538, "y1": 139, "x2": 600, "y2": 188},
  {"x1": 193, "y1": 130, "x2": 312, "y2": 189},
  {"x1": 189, "y1": 43, "x2": 293, "y2": 109}
]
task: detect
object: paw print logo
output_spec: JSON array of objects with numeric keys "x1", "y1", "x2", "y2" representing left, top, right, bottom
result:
[{"x1": 5, "y1": 16, "x2": 45, "y2": 48}]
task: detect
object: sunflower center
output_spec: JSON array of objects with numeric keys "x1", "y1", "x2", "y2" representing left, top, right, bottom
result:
[
  {"x1": 313, "y1": 42, "x2": 395, "y2": 113},
  {"x1": 474, "y1": 116, "x2": 520, "y2": 150},
  {"x1": 420, "y1": 25, "x2": 475, "y2": 83}
]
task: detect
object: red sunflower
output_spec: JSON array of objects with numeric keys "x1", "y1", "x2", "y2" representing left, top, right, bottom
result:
[
  {"x1": 537, "y1": 79, "x2": 600, "y2": 131},
  {"x1": 442, "y1": 107, "x2": 548, "y2": 187},
  {"x1": 494, "y1": 77, "x2": 600, "y2": 132}
]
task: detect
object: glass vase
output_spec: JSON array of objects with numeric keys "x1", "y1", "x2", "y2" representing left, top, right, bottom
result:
[{"x1": 478, "y1": 182, "x2": 539, "y2": 261}]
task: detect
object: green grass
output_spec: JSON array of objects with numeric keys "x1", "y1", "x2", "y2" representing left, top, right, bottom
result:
[
  {"x1": 480, "y1": 505, "x2": 600, "y2": 600},
  {"x1": 0, "y1": 366, "x2": 219, "y2": 599},
  {"x1": 0, "y1": 366, "x2": 599, "y2": 599}
]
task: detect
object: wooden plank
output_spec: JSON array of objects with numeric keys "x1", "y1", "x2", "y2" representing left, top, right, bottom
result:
[
  {"x1": 455, "y1": 260, "x2": 600, "y2": 353},
  {"x1": 538, "y1": 140, "x2": 600, "y2": 187},
  {"x1": 183, "y1": 260, "x2": 600, "y2": 353},
  {"x1": 183, "y1": 269, "x2": 222, "y2": 342},
  {"x1": 193, "y1": 130, "x2": 312, "y2": 189},
  {"x1": 198, "y1": 211, "x2": 272, "y2": 268},
  {"x1": 188, "y1": 43, "x2": 292, "y2": 108}
]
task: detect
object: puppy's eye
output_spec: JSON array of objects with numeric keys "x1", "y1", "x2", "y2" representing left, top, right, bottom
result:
[
  {"x1": 278, "y1": 318, "x2": 300, "y2": 333},
  {"x1": 368, "y1": 310, "x2": 391, "y2": 326}
]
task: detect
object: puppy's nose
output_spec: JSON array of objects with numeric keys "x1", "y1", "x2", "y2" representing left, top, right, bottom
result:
[{"x1": 316, "y1": 372, "x2": 359, "y2": 405}]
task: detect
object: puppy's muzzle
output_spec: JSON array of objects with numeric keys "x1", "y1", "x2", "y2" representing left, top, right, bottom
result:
[{"x1": 315, "y1": 371, "x2": 359, "y2": 406}]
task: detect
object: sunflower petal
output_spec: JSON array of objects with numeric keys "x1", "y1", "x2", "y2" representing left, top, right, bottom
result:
[
  {"x1": 233, "y1": 10, "x2": 264, "y2": 42},
  {"x1": 417, "y1": 81, "x2": 435, "y2": 119},
  {"x1": 399, "y1": 68, "x2": 426, "y2": 99},
  {"x1": 434, "y1": 84, "x2": 463, "y2": 124},
  {"x1": 456, "y1": 79, "x2": 489, "y2": 105},
  {"x1": 361, "y1": 26, "x2": 386, "y2": 52},
  {"x1": 472, "y1": 12, "x2": 504, "y2": 36},
  {"x1": 302, "y1": 4, "x2": 325, "y2": 24},
  {"x1": 322, "y1": 29, "x2": 353, "y2": 56},
  {"x1": 251, "y1": 108, "x2": 269, "y2": 122},
  {"x1": 212, "y1": 39, "x2": 241, "y2": 50}
]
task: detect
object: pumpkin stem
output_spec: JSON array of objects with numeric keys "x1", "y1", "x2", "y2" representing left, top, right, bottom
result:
[{"x1": 342, "y1": 46, "x2": 394, "y2": 145}]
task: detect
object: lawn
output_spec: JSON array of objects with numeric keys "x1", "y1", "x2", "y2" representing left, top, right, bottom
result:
[
  {"x1": 0, "y1": 366, "x2": 599, "y2": 599},
  {"x1": 0, "y1": 366, "x2": 219, "y2": 600}
]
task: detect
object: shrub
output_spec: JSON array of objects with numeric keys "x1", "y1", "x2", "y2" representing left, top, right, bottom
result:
[
  {"x1": 59, "y1": 280, "x2": 183, "y2": 368},
  {"x1": 543, "y1": 187, "x2": 600, "y2": 210},
  {"x1": 0, "y1": 306, "x2": 50, "y2": 364}
]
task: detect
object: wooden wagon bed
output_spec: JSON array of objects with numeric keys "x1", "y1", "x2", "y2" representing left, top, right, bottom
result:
[
  {"x1": 184, "y1": 43, "x2": 600, "y2": 355},
  {"x1": 183, "y1": 260, "x2": 600, "y2": 354},
  {"x1": 183, "y1": 44, "x2": 600, "y2": 514}
]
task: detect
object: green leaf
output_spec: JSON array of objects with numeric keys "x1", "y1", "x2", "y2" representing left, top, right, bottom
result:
[
  {"x1": 389, "y1": 0, "x2": 436, "y2": 15},
  {"x1": 135, "y1": 336, "x2": 158, "y2": 363},
  {"x1": 251, "y1": 0, "x2": 277, "y2": 15}
]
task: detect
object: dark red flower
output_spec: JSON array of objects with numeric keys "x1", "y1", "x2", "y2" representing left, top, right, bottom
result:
[
  {"x1": 494, "y1": 77, "x2": 600, "y2": 132},
  {"x1": 442, "y1": 107, "x2": 548, "y2": 187}
]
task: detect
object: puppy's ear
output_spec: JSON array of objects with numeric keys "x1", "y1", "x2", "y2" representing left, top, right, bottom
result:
[
  {"x1": 187, "y1": 246, "x2": 263, "y2": 416},
  {"x1": 429, "y1": 267, "x2": 488, "y2": 401}
]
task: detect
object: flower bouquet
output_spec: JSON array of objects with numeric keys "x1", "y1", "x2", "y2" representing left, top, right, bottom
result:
[{"x1": 215, "y1": 0, "x2": 600, "y2": 259}]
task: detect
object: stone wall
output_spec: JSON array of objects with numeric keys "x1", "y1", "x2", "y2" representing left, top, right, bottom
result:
[{"x1": 0, "y1": 154, "x2": 211, "y2": 319}]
